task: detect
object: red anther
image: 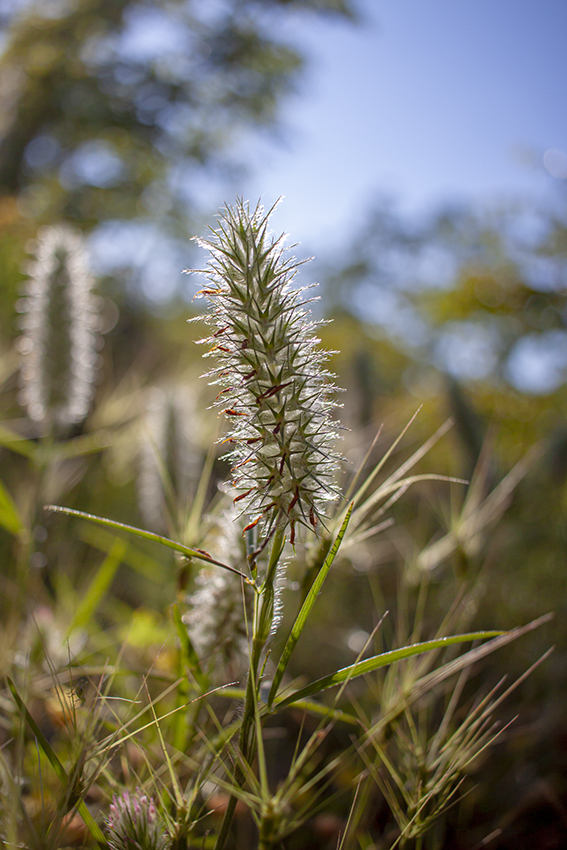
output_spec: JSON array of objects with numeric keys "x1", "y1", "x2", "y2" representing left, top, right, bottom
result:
[
  {"x1": 246, "y1": 437, "x2": 262, "y2": 444},
  {"x1": 240, "y1": 339, "x2": 249, "y2": 350},
  {"x1": 232, "y1": 458, "x2": 253, "y2": 470},
  {"x1": 217, "y1": 345, "x2": 230, "y2": 352},
  {"x1": 224, "y1": 409, "x2": 247, "y2": 416},
  {"x1": 195, "y1": 548, "x2": 212, "y2": 558},
  {"x1": 290, "y1": 521, "x2": 296, "y2": 546},
  {"x1": 197, "y1": 289, "x2": 221, "y2": 296},
  {"x1": 288, "y1": 487, "x2": 300, "y2": 514},
  {"x1": 243, "y1": 369, "x2": 257, "y2": 380},
  {"x1": 213, "y1": 326, "x2": 229, "y2": 337},
  {"x1": 215, "y1": 387, "x2": 233, "y2": 400},
  {"x1": 256, "y1": 381, "x2": 292, "y2": 402},
  {"x1": 243, "y1": 517, "x2": 261, "y2": 533},
  {"x1": 233, "y1": 487, "x2": 254, "y2": 503},
  {"x1": 279, "y1": 455, "x2": 286, "y2": 475},
  {"x1": 309, "y1": 506, "x2": 318, "y2": 528},
  {"x1": 272, "y1": 422, "x2": 281, "y2": 436}
]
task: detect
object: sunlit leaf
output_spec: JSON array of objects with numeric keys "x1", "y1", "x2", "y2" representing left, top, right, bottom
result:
[
  {"x1": 0, "y1": 479, "x2": 24, "y2": 536},
  {"x1": 268, "y1": 503, "x2": 353, "y2": 709},
  {"x1": 275, "y1": 630, "x2": 503, "y2": 709},
  {"x1": 44, "y1": 504, "x2": 250, "y2": 581},
  {"x1": 172, "y1": 602, "x2": 206, "y2": 690}
]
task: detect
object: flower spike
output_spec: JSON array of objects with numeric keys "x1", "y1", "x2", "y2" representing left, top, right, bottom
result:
[{"x1": 192, "y1": 198, "x2": 342, "y2": 539}]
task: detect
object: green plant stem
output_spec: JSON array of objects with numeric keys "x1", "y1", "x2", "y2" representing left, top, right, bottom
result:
[
  {"x1": 341, "y1": 775, "x2": 375, "y2": 849},
  {"x1": 214, "y1": 527, "x2": 285, "y2": 850},
  {"x1": 15, "y1": 442, "x2": 51, "y2": 611}
]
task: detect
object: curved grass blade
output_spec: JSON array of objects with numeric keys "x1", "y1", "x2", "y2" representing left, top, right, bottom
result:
[
  {"x1": 7, "y1": 678, "x2": 106, "y2": 845},
  {"x1": 346, "y1": 417, "x2": 454, "y2": 532},
  {"x1": 275, "y1": 630, "x2": 503, "y2": 710},
  {"x1": 267, "y1": 503, "x2": 353, "y2": 709},
  {"x1": 208, "y1": 688, "x2": 359, "y2": 727},
  {"x1": 44, "y1": 504, "x2": 251, "y2": 581},
  {"x1": 289, "y1": 698, "x2": 360, "y2": 727},
  {"x1": 171, "y1": 602, "x2": 206, "y2": 690}
]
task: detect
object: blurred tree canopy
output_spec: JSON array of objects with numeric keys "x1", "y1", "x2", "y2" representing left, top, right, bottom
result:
[
  {"x1": 0, "y1": 0, "x2": 354, "y2": 260},
  {"x1": 323, "y1": 194, "x2": 567, "y2": 454},
  {"x1": 0, "y1": 0, "x2": 355, "y2": 320}
]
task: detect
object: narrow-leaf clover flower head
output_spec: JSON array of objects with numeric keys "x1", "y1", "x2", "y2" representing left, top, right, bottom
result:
[
  {"x1": 183, "y1": 506, "x2": 253, "y2": 678},
  {"x1": 106, "y1": 789, "x2": 169, "y2": 850},
  {"x1": 192, "y1": 199, "x2": 342, "y2": 543},
  {"x1": 17, "y1": 224, "x2": 102, "y2": 434}
]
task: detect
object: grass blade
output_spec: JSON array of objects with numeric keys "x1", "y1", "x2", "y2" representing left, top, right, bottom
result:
[
  {"x1": 44, "y1": 504, "x2": 251, "y2": 581},
  {"x1": 275, "y1": 630, "x2": 503, "y2": 709},
  {"x1": 348, "y1": 417, "x2": 454, "y2": 531},
  {"x1": 345, "y1": 408, "x2": 423, "y2": 512},
  {"x1": 267, "y1": 503, "x2": 353, "y2": 709},
  {"x1": 288, "y1": 698, "x2": 360, "y2": 727},
  {"x1": 7, "y1": 678, "x2": 106, "y2": 845},
  {"x1": 171, "y1": 602, "x2": 207, "y2": 690},
  {"x1": 66, "y1": 539, "x2": 127, "y2": 636},
  {"x1": 0, "y1": 479, "x2": 25, "y2": 536},
  {"x1": 0, "y1": 423, "x2": 37, "y2": 458},
  {"x1": 8, "y1": 677, "x2": 67, "y2": 784}
]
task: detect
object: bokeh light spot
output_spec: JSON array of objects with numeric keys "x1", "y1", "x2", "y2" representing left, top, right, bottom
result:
[{"x1": 543, "y1": 148, "x2": 567, "y2": 179}]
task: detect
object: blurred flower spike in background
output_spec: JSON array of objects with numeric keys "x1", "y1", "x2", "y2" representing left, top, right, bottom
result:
[{"x1": 17, "y1": 224, "x2": 103, "y2": 435}]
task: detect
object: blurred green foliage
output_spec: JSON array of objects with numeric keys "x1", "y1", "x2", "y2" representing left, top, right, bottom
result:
[{"x1": 0, "y1": 0, "x2": 354, "y2": 229}]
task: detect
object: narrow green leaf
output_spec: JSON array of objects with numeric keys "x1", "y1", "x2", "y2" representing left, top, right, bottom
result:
[
  {"x1": 288, "y1": 699, "x2": 360, "y2": 727},
  {"x1": 66, "y1": 539, "x2": 127, "y2": 636},
  {"x1": 44, "y1": 504, "x2": 251, "y2": 581},
  {"x1": 268, "y1": 503, "x2": 353, "y2": 709},
  {"x1": 210, "y1": 688, "x2": 358, "y2": 725},
  {"x1": 0, "y1": 424, "x2": 37, "y2": 459},
  {"x1": 7, "y1": 678, "x2": 106, "y2": 844},
  {"x1": 53, "y1": 431, "x2": 111, "y2": 459},
  {"x1": 0, "y1": 479, "x2": 24, "y2": 536},
  {"x1": 75, "y1": 801, "x2": 106, "y2": 843},
  {"x1": 347, "y1": 417, "x2": 454, "y2": 531},
  {"x1": 8, "y1": 677, "x2": 67, "y2": 783},
  {"x1": 346, "y1": 408, "x2": 423, "y2": 510},
  {"x1": 365, "y1": 614, "x2": 554, "y2": 740},
  {"x1": 187, "y1": 437, "x2": 217, "y2": 540},
  {"x1": 171, "y1": 603, "x2": 207, "y2": 690},
  {"x1": 275, "y1": 630, "x2": 503, "y2": 710}
]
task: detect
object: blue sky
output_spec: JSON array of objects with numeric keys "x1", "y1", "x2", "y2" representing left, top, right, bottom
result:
[{"x1": 228, "y1": 0, "x2": 567, "y2": 253}]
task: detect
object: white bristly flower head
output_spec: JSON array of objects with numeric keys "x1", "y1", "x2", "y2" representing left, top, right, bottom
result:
[
  {"x1": 17, "y1": 224, "x2": 102, "y2": 434},
  {"x1": 192, "y1": 199, "x2": 342, "y2": 544},
  {"x1": 183, "y1": 505, "x2": 253, "y2": 678},
  {"x1": 106, "y1": 789, "x2": 169, "y2": 850}
]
